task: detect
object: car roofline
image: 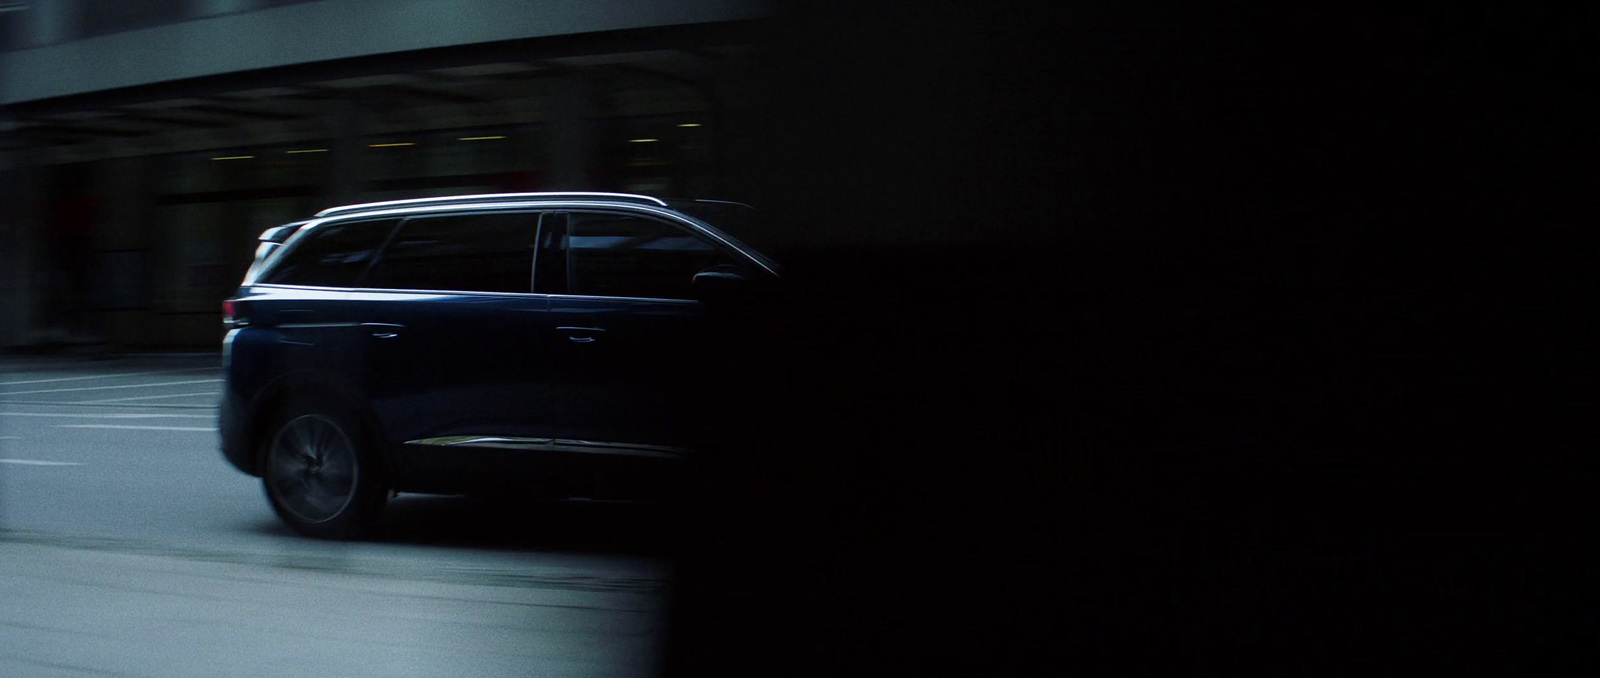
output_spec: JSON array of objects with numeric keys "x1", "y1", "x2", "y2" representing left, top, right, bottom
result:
[{"x1": 314, "y1": 192, "x2": 668, "y2": 218}]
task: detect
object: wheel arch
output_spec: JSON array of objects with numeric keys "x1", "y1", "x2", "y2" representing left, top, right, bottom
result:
[{"x1": 246, "y1": 370, "x2": 390, "y2": 482}]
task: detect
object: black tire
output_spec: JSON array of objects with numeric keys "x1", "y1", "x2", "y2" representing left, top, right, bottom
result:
[{"x1": 260, "y1": 399, "x2": 387, "y2": 539}]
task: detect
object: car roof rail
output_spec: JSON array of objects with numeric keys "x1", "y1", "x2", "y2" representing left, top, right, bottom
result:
[
  {"x1": 314, "y1": 192, "x2": 669, "y2": 218},
  {"x1": 258, "y1": 221, "x2": 309, "y2": 243}
]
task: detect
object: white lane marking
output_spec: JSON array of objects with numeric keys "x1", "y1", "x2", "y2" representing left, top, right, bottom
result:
[
  {"x1": 79, "y1": 391, "x2": 221, "y2": 404},
  {"x1": 1, "y1": 378, "x2": 223, "y2": 397},
  {"x1": 56, "y1": 425, "x2": 218, "y2": 432},
  {"x1": 1, "y1": 436, "x2": 21, "y2": 440},
  {"x1": 0, "y1": 366, "x2": 216, "y2": 387},
  {"x1": 0, "y1": 459, "x2": 85, "y2": 466},
  {"x1": 1, "y1": 412, "x2": 215, "y2": 419}
]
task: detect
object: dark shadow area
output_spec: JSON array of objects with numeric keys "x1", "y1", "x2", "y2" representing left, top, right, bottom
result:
[
  {"x1": 374, "y1": 495, "x2": 673, "y2": 557},
  {"x1": 237, "y1": 494, "x2": 672, "y2": 557},
  {"x1": 658, "y1": 3, "x2": 1598, "y2": 677}
]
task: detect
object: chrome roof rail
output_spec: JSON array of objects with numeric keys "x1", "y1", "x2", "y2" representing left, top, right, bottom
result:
[
  {"x1": 314, "y1": 192, "x2": 669, "y2": 218},
  {"x1": 257, "y1": 221, "x2": 309, "y2": 243}
]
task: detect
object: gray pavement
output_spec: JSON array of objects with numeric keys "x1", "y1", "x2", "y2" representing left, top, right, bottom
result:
[
  {"x1": 1, "y1": 354, "x2": 674, "y2": 677},
  {"x1": 1, "y1": 538, "x2": 667, "y2": 678}
]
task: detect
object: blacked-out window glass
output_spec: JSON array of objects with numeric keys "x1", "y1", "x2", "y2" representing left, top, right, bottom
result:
[
  {"x1": 533, "y1": 212, "x2": 569, "y2": 294},
  {"x1": 368, "y1": 212, "x2": 538, "y2": 293},
  {"x1": 260, "y1": 219, "x2": 397, "y2": 287},
  {"x1": 567, "y1": 212, "x2": 730, "y2": 300}
]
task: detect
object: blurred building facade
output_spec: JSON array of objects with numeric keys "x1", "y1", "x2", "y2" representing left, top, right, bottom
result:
[{"x1": 0, "y1": 0, "x2": 768, "y2": 349}]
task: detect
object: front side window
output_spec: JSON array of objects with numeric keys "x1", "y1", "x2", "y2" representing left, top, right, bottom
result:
[
  {"x1": 566, "y1": 212, "x2": 735, "y2": 300},
  {"x1": 259, "y1": 218, "x2": 398, "y2": 287},
  {"x1": 366, "y1": 212, "x2": 539, "y2": 293}
]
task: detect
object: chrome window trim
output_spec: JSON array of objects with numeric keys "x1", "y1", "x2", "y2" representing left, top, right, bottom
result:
[
  {"x1": 542, "y1": 293, "x2": 699, "y2": 305},
  {"x1": 336, "y1": 285, "x2": 544, "y2": 299},
  {"x1": 275, "y1": 322, "x2": 361, "y2": 329},
  {"x1": 247, "y1": 283, "x2": 700, "y2": 305},
  {"x1": 253, "y1": 199, "x2": 780, "y2": 289},
  {"x1": 247, "y1": 283, "x2": 353, "y2": 293}
]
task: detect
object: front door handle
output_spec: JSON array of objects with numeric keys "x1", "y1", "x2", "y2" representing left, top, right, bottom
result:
[
  {"x1": 557, "y1": 326, "x2": 606, "y2": 343},
  {"x1": 359, "y1": 322, "x2": 406, "y2": 339}
]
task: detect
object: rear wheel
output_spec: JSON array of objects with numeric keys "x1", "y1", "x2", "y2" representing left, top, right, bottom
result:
[{"x1": 261, "y1": 401, "x2": 386, "y2": 539}]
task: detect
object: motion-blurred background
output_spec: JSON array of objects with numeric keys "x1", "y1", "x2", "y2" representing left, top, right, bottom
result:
[
  {"x1": 4, "y1": 2, "x2": 1597, "y2": 676},
  {"x1": 1, "y1": 0, "x2": 772, "y2": 350}
]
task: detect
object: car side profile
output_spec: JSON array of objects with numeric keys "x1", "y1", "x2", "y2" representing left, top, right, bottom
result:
[{"x1": 219, "y1": 192, "x2": 780, "y2": 538}]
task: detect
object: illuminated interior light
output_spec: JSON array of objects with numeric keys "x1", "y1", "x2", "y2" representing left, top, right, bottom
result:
[
  {"x1": 211, "y1": 155, "x2": 254, "y2": 160},
  {"x1": 629, "y1": 138, "x2": 659, "y2": 143},
  {"x1": 285, "y1": 148, "x2": 328, "y2": 154},
  {"x1": 458, "y1": 135, "x2": 507, "y2": 141},
  {"x1": 677, "y1": 123, "x2": 702, "y2": 127},
  {"x1": 369, "y1": 142, "x2": 416, "y2": 148}
]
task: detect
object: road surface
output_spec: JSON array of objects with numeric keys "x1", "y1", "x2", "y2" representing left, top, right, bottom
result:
[{"x1": 1, "y1": 353, "x2": 673, "y2": 678}]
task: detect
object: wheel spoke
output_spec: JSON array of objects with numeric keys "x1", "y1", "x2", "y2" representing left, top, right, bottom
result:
[
  {"x1": 267, "y1": 414, "x2": 361, "y2": 525},
  {"x1": 291, "y1": 421, "x2": 315, "y2": 459}
]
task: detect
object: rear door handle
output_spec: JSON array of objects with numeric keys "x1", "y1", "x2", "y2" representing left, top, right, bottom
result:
[
  {"x1": 359, "y1": 322, "x2": 406, "y2": 339},
  {"x1": 557, "y1": 326, "x2": 606, "y2": 343}
]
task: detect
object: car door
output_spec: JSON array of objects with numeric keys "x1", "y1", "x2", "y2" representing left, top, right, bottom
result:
[
  {"x1": 350, "y1": 210, "x2": 562, "y2": 489},
  {"x1": 538, "y1": 209, "x2": 753, "y2": 453},
  {"x1": 238, "y1": 216, "x2": 402, "y2": 398}
]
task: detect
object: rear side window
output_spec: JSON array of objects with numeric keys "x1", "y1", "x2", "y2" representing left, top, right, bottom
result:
[
  {"x1": 366, "y1": 212, "x2": 540, "y2": 293},
  {"x1": 566, "y1": 212, "x2": 733, "y2": 300},
  {"x1": 259, "y1": 218, "x2": 398, "y2": 287}
]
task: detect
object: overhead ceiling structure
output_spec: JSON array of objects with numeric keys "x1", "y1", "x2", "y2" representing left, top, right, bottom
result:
[{"x1": 2, "y1": 36, "x2": 757, "y2": 161}]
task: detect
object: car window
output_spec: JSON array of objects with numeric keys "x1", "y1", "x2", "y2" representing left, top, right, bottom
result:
[
  {"x1": 366, "y1": 212, "x2": 540, "y2": 293},
  {"x1": 258, "y1": 218, "x2": 399, "y2": 287},
  {"x1": 565, "y1": 212, "x2": 735, "y2": 300},
  {"x1": 533, "y1": 212, "x2": 570, "y2": 294}
]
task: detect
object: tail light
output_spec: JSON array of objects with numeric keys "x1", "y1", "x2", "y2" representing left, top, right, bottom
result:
[{"x1": 222, "y1": 299, "x2": 248, "y2": 328}]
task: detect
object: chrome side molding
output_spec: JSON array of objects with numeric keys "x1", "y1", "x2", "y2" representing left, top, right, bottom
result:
[{"x1": 405, "y1": 436, "x2": 687, "y2": 459}]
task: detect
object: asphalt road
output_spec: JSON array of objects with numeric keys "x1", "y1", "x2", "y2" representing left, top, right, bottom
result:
[{"x1": 0, "y1": 354, "x2": 673, "y2": 678}]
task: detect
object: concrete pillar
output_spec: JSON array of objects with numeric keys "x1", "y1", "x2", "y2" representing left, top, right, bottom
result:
[
  {"x1": 25, "y1": 0, "x2": 77, "y2": 47},
  {"x1": 547, "y1": 75, "x2": 601, "y2": 191},
  {"x1": 0, "y1": 129, "x2": 43, "y2": 347},
  {"x1": 0, "y1": 145, "x2": 20, "y2": 347}
]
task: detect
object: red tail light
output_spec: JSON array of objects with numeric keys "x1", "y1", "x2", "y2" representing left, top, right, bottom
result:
[{"x1": 222, "y1": 299, "x2": 243, "y2": 327}]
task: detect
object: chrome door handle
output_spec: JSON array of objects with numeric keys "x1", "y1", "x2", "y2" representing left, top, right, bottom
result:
[
  {"x1": 360, "y1": 322, "x2": 406, "y2": 339},
  {"x1": 557, "y1": 326, "x2": 606, "y2": 343}
]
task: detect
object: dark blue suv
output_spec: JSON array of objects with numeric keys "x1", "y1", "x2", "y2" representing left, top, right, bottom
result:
[{"x1": 219, "y1": 193, "x2": 781, "y2": 538}]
